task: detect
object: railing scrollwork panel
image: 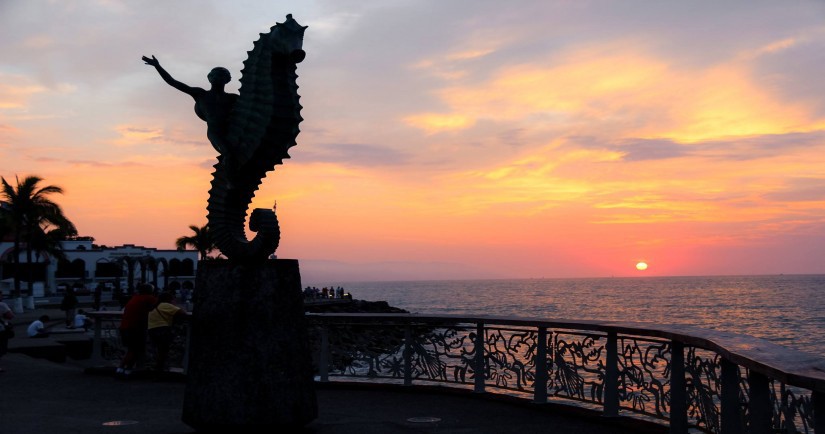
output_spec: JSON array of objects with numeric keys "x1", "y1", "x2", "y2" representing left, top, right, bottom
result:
[
  {"x1": 312, "y1": 321, "x2": 407, "y2": 379},
  {"x1": 548, "y1": 331, "x2": 606, "y2": 404},
  {"x1": 685, "y1": 346, "x2": 722, "y2": 433},
  {"x1": 483, "y1": 326, "x2": 539, "y2": 392},
  {"x1": 409, "y1": 324, "x2": 476, "y2": 384},
  {"x1": 616, "y1": 337, "x2": 671, "y2": 419},
  {"x1": 773, "y1": 382, "x2": 815, "y2": 434}
]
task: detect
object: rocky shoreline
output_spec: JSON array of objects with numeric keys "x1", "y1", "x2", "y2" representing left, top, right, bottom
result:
[{"x1": 304, "y1": 299, "x2": 408, "y2": 314}]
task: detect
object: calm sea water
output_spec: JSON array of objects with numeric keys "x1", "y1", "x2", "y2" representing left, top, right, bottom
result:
[{"x1": 310, "y1": 274, "x2": 825, "y2": 357}]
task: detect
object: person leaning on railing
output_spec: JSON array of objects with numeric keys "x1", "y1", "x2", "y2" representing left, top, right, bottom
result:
[
  {"x1": 148, "y1": 291, "x2": 189, "y2": 373},
  {"x1": 117, "y1": 283, "x2": 158, "y2": 377}
]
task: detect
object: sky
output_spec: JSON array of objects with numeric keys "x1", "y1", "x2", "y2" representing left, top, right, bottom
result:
[{"x1": 2, "y1": 1, "x2": 825, "y2": 282}]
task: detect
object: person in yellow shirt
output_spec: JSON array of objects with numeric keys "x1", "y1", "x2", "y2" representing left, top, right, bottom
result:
[{"x1": 148, "y1": 291, "x2": 188, "y2": 372}]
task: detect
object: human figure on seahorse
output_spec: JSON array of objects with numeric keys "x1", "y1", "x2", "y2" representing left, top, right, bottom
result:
[
  {"x1": 142, "y1": 56, "x2": 242, "y2": 180},
  {"x1": 140, "y1": 14, "x2": 307, "y2": 262}
]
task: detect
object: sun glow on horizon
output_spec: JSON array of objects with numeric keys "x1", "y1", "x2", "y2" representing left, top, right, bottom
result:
[{"x1": 636, "y1": 261, "x2": 649, "y2": 271}]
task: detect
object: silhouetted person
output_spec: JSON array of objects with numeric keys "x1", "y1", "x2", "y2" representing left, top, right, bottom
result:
[
  {"x1": 117, "y1": 283, "x2": 158, "y2": 377},
  {"x1": 61, "y1": 287, "x2": 79, "y2": 328},
  {"x1": 27, "y1": 315, "x2": 50, "y2": 338},
  {"x1": 142, "y1": 55, "x2": 239, "y2": 172},
  {"x1": 74, "y1": 309, "x2": 92, "y2": 331},
  {"x1": 93, "y1": 283, "x2": 104, "y2": 311},
  {"x1": 148, "y1": 291, "x2": 188, "y2": 372}
]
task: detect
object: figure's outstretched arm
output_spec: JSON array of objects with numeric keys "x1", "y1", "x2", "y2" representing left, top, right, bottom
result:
[{"x1": 142, "y1": 55, "x2": 196, "y2": 96}]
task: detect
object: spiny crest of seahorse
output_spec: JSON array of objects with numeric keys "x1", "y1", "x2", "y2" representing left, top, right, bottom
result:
[{"x1": 207, "y1": 14, "x2": 307, "y2": 262}]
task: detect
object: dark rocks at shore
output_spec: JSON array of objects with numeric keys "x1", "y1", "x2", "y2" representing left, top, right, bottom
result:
[
  {"x1": 304, "y1": 300, "x2": 409, "y2": 375},
  {"x1": 304, "y1": 299, "x2": 408, "y2": 314}
]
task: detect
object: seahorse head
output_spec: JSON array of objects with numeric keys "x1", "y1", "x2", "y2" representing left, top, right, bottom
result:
[{"x1": 270, "y1": 14, "x2": 307, "y2": 63}]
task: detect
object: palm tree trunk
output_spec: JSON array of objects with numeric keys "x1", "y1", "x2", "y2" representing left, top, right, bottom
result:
[
  {"x1": 12, "y1": 232, "x2": 21, "y2": 299},
  {"x1": 26, "y1": 240, "x2": 33, "y2": 297}
]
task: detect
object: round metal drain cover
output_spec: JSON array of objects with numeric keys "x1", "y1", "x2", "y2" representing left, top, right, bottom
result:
[
  {"x1": 102, "y1": 420, "x2": 139, "y2": 426},
  {"x1": 407, "y1": 416, "x2": 441, "y2": 423}
]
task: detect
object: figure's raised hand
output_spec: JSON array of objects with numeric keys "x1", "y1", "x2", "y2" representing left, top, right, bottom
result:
[
  {"x1": 142, "y1": 55, "x2": 191, "y2": 94},
  {"x1": 142, "y1": 55, "x2": 160, "y2": 67}
]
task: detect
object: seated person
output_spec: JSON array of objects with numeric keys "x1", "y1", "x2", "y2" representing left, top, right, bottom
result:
[
  {"x1": 27, "y1": 315, "x2": 51, "y2": 338},
  {"x1": 74, "y1": 309, "x2": 93, "y2": 331}
]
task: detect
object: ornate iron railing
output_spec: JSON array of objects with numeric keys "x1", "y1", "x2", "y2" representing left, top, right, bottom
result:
[
  {"x1": 307, "y1": 314, "x2": 825, "y2": 434},
  {"x1": 87, "y1": 311, "x2": 825, "y2": 433},
  {"x1": 88, "y1": 311, "x2": 191, "y2": 373}
]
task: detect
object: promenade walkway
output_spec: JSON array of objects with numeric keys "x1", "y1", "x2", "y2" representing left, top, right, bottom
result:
[{"x1": 0, "y1": 353, "x2": 665, "y2": 434}]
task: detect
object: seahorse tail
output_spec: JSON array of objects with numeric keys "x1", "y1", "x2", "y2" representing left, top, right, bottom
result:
[{"x1": 206, "y1": 158, "x2": 280, "y2": 262}]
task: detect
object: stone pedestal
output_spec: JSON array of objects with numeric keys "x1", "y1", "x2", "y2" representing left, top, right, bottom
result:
[{"x1": 182, "y1": 259, "x2": 317, "y2": 431}]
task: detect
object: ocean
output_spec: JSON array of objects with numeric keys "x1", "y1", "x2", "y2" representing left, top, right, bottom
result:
[{"x1": 309, "y1": 274, "x2": 825, "y2": 357}]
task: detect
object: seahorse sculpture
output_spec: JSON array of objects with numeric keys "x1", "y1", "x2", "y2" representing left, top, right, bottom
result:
[
  {"x1": 144, "y1": 15, "x2": 307, "y2": 262},
  {"x1": 208, "y1": 15, "x2": 307, "y2": 262}
]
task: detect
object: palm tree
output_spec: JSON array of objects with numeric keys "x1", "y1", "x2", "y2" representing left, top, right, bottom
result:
[
  {"x1": 0, "y1": 204, "x2": 11, "y2": 288},
  {"x1": 0, "y1": 204, "x2": 10, "y2": 237},
  {"x1": 0, "y1": 175, "x2": 76, "y2": 299},
  {"x1": 176, "y1": 224, "x2": 215, "y2": 260},
  {"x1": 30, "y1": 226, "x2": 77, "y2": 297},
  {"x1": 32, "y1": 225, "x2": 77, "y2": 267}
]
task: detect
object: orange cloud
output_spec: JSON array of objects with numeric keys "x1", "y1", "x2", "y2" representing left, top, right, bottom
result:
[
  {"x1": 753, "y1": 37, "x2": 797, "y2": 56},
  {"x1": 0, "y1": 82, "x2": 47, "y2": 109},
  {"x1": 662, "y1": 65, "x2": 813, "y2": 141},
  {"x1": 419, "y1": 50, "x2": 669, "y2": 128},
  {"x1": 402, "y1": 113, "x2": 474, "y2": 133},
  {"x1": 113, "y1": 125, "x2": 165, "y2": 146},
  {"x1": 410, "y1": 46, "x2": 498, "y2": 81},
  {"x1": 405, "y1": 45, "x2": 821, "y2": 142},
  {"x1": 446, "y1": 48, "x2": 495, "y2": 61}
]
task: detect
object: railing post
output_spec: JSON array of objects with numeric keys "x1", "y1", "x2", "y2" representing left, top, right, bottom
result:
[
  {"x1": 747, "y1": 370, "x2": 771, "y2": 434},
  {"x1": 319, "y1": 325, "x2": 329, "y2": 382},
  {"x1": 474, "y1": 321, "x2": 485, "y2": 393},
  {"x1": 603, "y1": 331, "x2": 619, "y2": 417},
  {"x1": 720, "y1": 358, "x2": 744, "y2": 434},
  {"x1": 780, "y1": 384, "x2": 794, "y2": 434},
  {"x1": 815, "y1": 390, "x2": 825, "y2": 434},
  {"x1": 669, "y1": 340, "x2": 687, "y2": 434},
  {"x1": 91, "y1": 314, "x2": 103, "y2": 365},
  {"x1": 403, "y1": 323, "x2": 412, "y2": 386},
  {"x1": 533, "y1": 326, "x2": 548, "y2": 404}
]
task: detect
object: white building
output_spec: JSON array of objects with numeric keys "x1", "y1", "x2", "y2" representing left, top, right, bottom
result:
[{"x1": 0, "y1": 239, "x2": 198, "y2": 296}]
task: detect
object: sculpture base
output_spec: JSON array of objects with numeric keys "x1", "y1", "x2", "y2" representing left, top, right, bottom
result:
[{"x1": 182, "y1": 259, "x2": 317, "y2": 431}]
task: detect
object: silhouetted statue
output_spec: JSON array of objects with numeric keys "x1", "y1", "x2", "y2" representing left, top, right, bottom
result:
[
  {"x1": 151, "y1": 16, "x2": 318, "y2": 431},
  {"x1": 142, "y1": 57, "x2": 239, "y2": 162},
  {"x1": 143, "y1": 14, "x2": 307, "y2": 262}
]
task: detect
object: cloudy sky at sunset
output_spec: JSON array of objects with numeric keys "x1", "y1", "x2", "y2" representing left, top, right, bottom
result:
[{"x1": 3, "y1": 1, "x2": 825, "y2": 281}]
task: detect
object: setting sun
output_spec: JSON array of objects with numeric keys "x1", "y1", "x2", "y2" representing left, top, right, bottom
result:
[{"x1": 636, "y1": 261, "x2": 649, "y2": 271}]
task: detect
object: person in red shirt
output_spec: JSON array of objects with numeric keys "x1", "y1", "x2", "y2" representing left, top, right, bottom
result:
[{"x1": 117, "y1": 283, "x2": 158, "y2": 376}]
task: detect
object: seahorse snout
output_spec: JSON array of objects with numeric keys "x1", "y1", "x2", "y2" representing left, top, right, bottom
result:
[{"x1": 291, "y1": 49, "x2": 306, "y2": 63}]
